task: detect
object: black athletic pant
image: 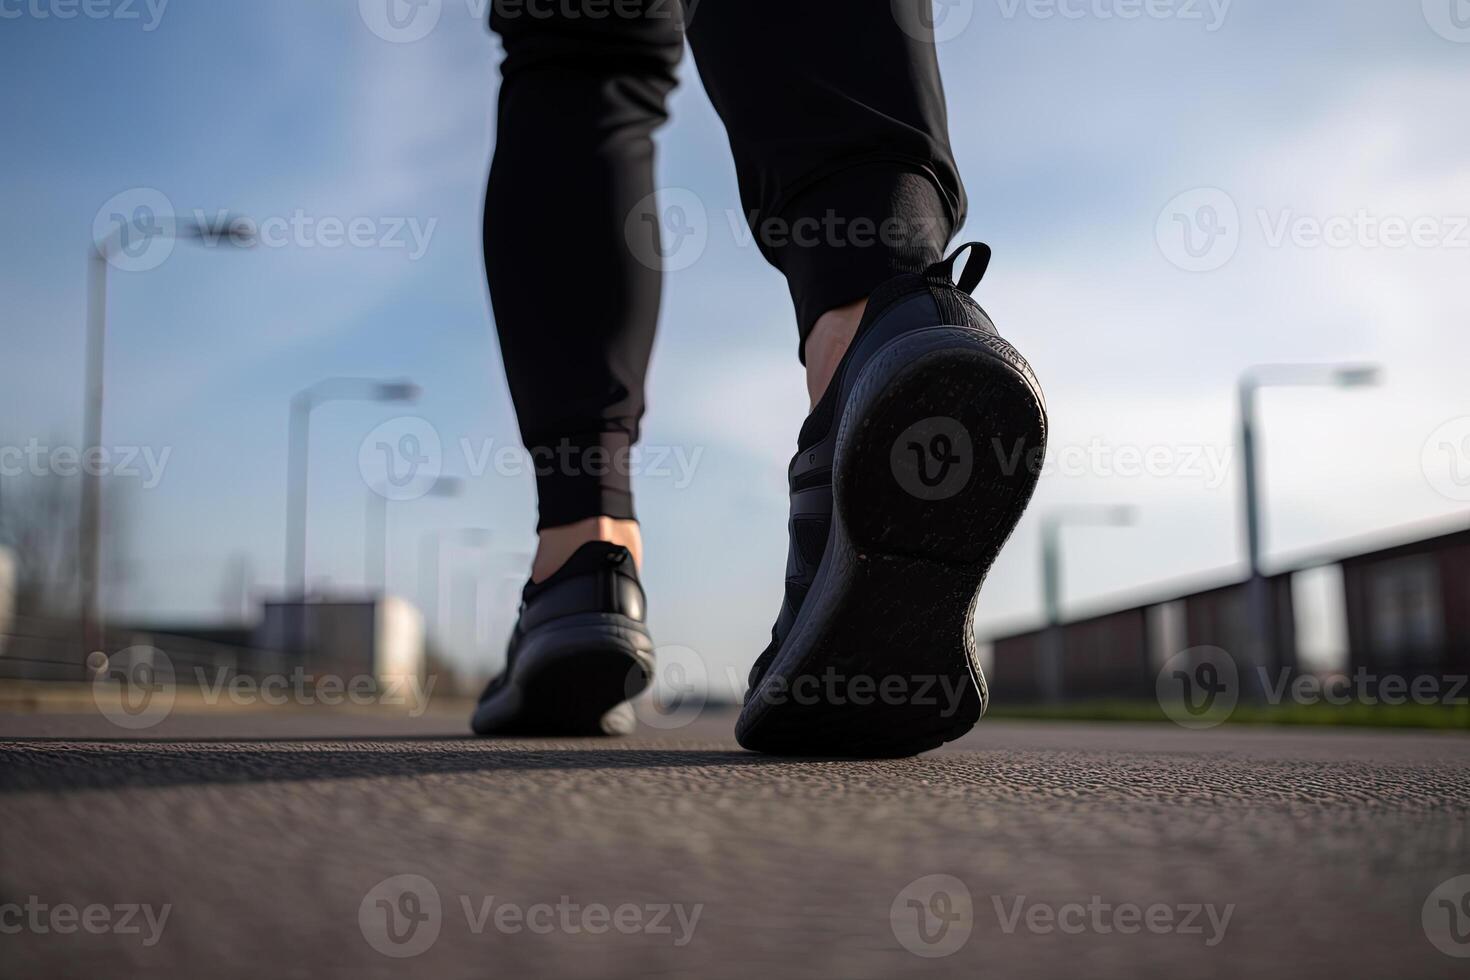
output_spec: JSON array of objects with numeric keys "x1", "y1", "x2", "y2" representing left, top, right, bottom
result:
[{"x1": 484, "y1": 0, "x2": 966, "y2": 529}]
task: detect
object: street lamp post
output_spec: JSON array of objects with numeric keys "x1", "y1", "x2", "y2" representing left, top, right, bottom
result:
[
  {"x1": 282, "y1": 378, "x2": 419, "y2": 662},
  {"x1": 417, "y1": 527, "x2": 493, "y2": 650},
  {"x1": 364, "y1": 476, "x2": 463, "y2": 592},
  {"x1": 283, "y1": 377, "x2": 420, "y2": 600},
  {"x1": 80, "y1": 214, "x2": 254, "y2": 660},
  {"x1": 1237, "y1": 363, "x2": 1381, "y2": 685},
  {"x1": 1039, "y1": 505, "x2": 1136, "y2": 702}
]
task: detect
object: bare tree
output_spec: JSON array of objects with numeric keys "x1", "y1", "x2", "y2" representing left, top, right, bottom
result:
[
  {"x1": 0, "y1": 469, "x2": 80, "y2": 621},
  {"x1": 0, "y1": 448, "x2": 131, "y2": 626}
]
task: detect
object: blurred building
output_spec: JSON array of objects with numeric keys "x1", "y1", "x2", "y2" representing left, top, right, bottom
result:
[
  {"x1": 0, "y1": 594, "x2": 427, "y2": 687},
  {"x1": 1342, "y1": 528, "x2": 1470, "y2": 677},
  {"x1": 254, "y1": 595, "x2": 426, "y2": 684}
]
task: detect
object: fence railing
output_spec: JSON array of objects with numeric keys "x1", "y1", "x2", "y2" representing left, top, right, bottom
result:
[{"x1": 1, "y1": 614, "x2": 361, "y2": 688}]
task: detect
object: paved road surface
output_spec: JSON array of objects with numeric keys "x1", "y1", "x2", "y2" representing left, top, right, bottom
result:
[{"x1": 2, "y1": 708, "x2": 1469, "y2": 978}]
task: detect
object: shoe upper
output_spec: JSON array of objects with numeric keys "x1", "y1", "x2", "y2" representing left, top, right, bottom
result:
[
  {"x1": 745, "y1": 244, "x2": 1001, "y2": 695},
  {"x1": 478, "y1": 541, "x2": 646, "y2": 702}
]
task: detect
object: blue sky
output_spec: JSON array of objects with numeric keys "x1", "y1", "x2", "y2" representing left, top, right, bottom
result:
[{"x1": 3, "y1": 0, "x2": 1468, "y2": 690}]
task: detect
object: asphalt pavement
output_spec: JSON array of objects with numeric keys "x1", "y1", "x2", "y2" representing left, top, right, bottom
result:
[{"x1": 2, "y1": 707, "x2": 1469, "y2": 978}]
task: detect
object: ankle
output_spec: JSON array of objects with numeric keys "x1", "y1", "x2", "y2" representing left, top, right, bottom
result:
[
  {"x1": 803, "y1": 297, "x2": 868, "y2": 406},
  {"x1": 532, "y1": 516, "x2": 642, "y2": 583}
]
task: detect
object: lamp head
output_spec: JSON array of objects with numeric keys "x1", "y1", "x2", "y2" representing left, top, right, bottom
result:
[
  {"x1": 179, "y1": 213, "x2": 257, "y2": 248},
  {"x1": 1332, "y1": 365, "x2": 1382, "y2": 388},
  {"x1": 374, "y1": 381, "x2": 421, "y2": 403},
  {"x1": 427, "y1": 476, "x2": 464, "y2": 498}
]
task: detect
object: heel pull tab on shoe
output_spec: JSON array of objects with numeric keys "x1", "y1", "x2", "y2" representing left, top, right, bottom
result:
[{"x1": 926, "y1": 242, "x2": 992, "y2": 295}]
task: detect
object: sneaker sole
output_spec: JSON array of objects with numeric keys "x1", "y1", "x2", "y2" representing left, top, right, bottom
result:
[
  {"x1": 736, "y1": 326, "x2": 1046, "y2": 757},
  {"x1": 470, "y1": 615, "x2": 655, "y2": 737}
]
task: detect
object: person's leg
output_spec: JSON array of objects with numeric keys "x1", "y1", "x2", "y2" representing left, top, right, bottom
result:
[
  {"x1": 484, "y1": 1, "x2": 683, "y2": 581},
  {"x1": 473, "y1": 2, "x2": 680, "y2": 736},
  {"x1": 684, "y1": 0, "x2": 966, "y2": 400},
  {"x1": 687, "y1": 1, "x2": 1047, "y2": 756},
  {"x1": 803, "y1": 298, "x2": 868, "y2": 407}
]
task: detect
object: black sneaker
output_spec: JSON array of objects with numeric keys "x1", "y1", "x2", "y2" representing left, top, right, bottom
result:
[
  {"x1": 471, "y1": 541, "x2": 655, "y2": 736},
  {"x1": 736, "y1": 243, "x2": 1047, "y2": 757}
]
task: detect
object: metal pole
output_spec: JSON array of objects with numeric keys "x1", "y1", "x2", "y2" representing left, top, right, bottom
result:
[
  {"x1": 1239, "y1": 380, "x2": 1262, "y2": 581},
  {"x1": 1041, "y1": 521, "x2": 1063, "y2": 626},
  {"x1": 419, "y1": 532, "x2": 441, "y2": 639},
  {"x1": 365, "y1": 489, "x2": 387, "y2": 593},
  {"x1": 80, "y1": 249, "x2": 108, "y2": 661},
  {"x1": 78, "y1": 218, "x2": 254, "y2": 663},
  {"x1": 418, "y1": 528, "x2": 492, "y2": 658},
  {"x1": 1238, "y1": 379, "x2": 1274, "y2": 692},
  {"x1": 282, "y1": 392, "x2": 315, "y2": 661},
  {"x1": 284, "y1": 391, "x2": 312, "y2": 597},
  {"x1": 284, "y1": 378, "x2": 419, "y2": 597},
  {"x1": 1039, "y1": 519, "x2": 1063, "y2": 702}
]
